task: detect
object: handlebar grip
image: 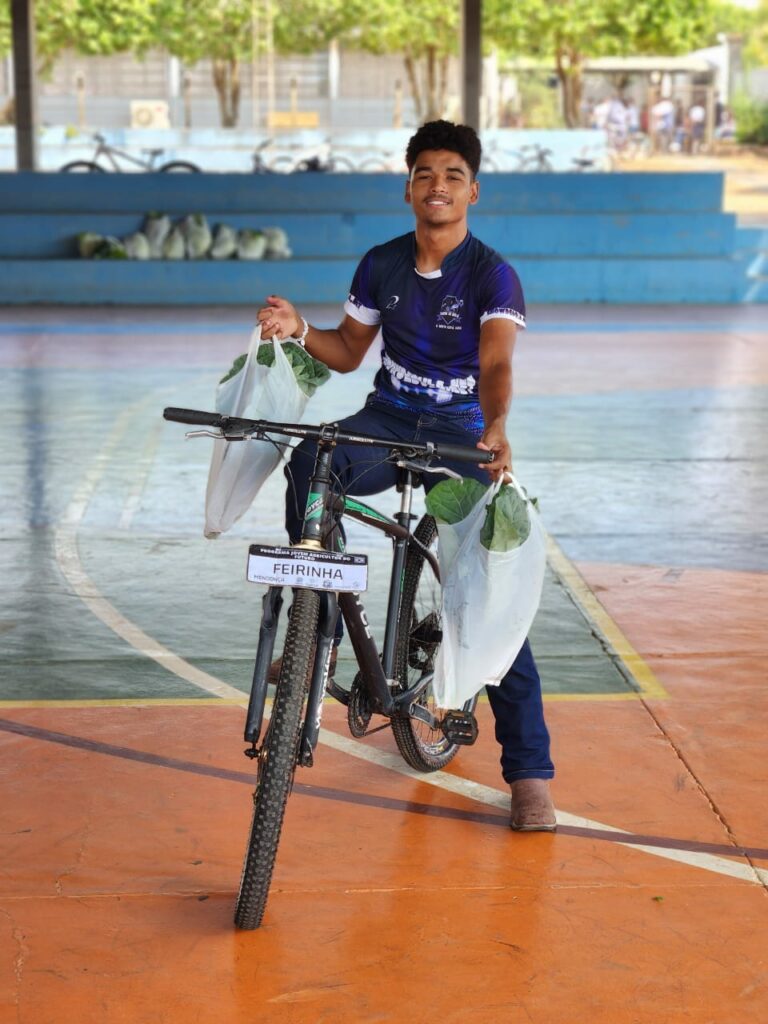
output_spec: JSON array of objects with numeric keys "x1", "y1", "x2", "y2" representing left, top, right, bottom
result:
[
  {"x1": 163, "y1": 407, "x2": 224, "y2": 427},
  {"x1": 436, "y1": 442, "x2": 495, "y2": 464}
]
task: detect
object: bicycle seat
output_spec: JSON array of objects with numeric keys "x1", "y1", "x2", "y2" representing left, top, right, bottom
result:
[{"x1": 141, "y1": 148, "x2": 164, "y2": 157}]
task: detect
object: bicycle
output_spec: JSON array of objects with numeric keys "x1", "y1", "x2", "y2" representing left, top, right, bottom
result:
[
  {"x1": 570, "y1": 144, "x2": 614, "y2": 173},
  {"x1": 251, "y1": 137, "x2": 356, "y2": 174},
  {"x1": 59, "y1": 132, "x2": 201, "y2": 173},
  {"x1": 481, "y1": 141, "x2": 554, "y2": 173},
  {"x1": 162, "y1": 405, "x2": 493, "y2": 929}
]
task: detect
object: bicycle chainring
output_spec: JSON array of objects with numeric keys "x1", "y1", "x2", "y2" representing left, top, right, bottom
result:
[{"x1": 347, "y1": 671, "x2": 373, "y2": 738}]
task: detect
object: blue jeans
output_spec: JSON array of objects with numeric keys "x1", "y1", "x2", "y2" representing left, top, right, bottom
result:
[{"x1": 284, "y1": 396, "x2": 555, "y2": 783}]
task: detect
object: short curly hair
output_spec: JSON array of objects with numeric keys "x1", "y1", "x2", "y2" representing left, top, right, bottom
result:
[{"x1": 405, "y1": 120, "x2": 482, "y2": 178}]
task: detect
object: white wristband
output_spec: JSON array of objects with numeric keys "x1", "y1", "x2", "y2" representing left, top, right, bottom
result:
[{"x1": 294, "y1": 316, "x2": 309, "y2": 348}]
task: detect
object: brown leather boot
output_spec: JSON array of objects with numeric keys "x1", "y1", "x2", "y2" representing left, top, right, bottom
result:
[
  {"x1": 268, "y1": 646, "x2": 338, "y2": 685},
  {"x1": 509, "y1": 778, "x2": 557, "y2": 832}
]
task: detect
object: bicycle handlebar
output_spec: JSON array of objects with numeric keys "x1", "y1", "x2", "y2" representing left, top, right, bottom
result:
[{"x1": 163, "y1": 406, "x2": 494, "y2": 465}]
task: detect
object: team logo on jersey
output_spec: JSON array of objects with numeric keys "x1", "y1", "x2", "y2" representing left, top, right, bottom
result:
[
  {"x1": 436, "y1": 295, "x2": 463, "y2": 329},
  {"x1": 385, "y1": 295, "x2": 400, "y2": 310}
]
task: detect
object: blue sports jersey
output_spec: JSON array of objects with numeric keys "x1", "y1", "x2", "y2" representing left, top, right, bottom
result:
[{"x1": 344, "y1": 231, "x2": 525, "y2": 417}]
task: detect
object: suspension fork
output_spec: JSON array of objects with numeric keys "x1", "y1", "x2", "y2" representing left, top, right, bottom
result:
[
  {"x1": 298, "y1": 591, "x2": 339, "y2": 766},
  {"x1": 243, "y1": 586, "x2": 284, "y2": 748},
  {"x1": 381, "y1": 469, "x2": 418, "y2": 678}
]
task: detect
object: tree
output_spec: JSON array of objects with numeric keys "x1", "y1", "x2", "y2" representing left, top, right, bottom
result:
[
  {"x1": 151, "y1": 0, "x2": 252, "y2": 128},
  {"x1": 0, "y1": 0, "x2": 154, "y2": 73},
  {"x1": 152, "y1": 0, "x2": 356, "y2": 128},
  {"x1": 339, "y1": 0, "x2": 460, "y2": 123},
  {"x1": 486, "y1": 0, "x2": 719, "y2": 127}
]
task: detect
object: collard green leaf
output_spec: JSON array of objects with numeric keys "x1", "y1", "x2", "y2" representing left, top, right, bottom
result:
[
  {"x1": 222, "y1": 342, "x2": 330, "y2": 395},
  {"x1": 219, "y1": 353, "x2": 247, "y2": 384},
  {"x1": 426, "y1": 477, "x2": 534, "y2": 551},
  {"x1": 425, "y1": 477, "x2": 487, "y2": 526},
  {"x1": 479, "y1": 484, "x2": 531, "y2": 551}
]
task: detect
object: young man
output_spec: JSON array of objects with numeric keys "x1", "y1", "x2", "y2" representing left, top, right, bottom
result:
[{"x1": 257, "y1": 120, "x2": 556, "y2": 832}]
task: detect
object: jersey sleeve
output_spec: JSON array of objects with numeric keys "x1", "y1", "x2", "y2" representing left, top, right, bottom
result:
[
  {"x1": 343, "y1": 249, "x2": 381, "y2": 326},
  {"x1": 478, "y1": 260, "x2": 526, "y2": 329}
]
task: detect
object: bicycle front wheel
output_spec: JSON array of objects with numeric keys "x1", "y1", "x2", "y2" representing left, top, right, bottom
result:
[
  {"x1": 391, "y1": 515, "x2": 462, "y2": 772},
  {"x1": 234, "y1": 588, "x2": 320, "y2": 929},
  {"x1": 158, "y1": 160, "x2": 201, "y2": 172}
]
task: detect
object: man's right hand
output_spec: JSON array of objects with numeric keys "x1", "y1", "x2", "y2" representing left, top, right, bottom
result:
[{"x1": 257, "y1": 295, "x2": 301, "y2": 340}]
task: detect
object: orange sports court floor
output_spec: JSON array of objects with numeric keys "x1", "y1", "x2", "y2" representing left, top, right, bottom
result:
[{"x1": 1, "y1": 303, "x2": 766, "y2": 1023}]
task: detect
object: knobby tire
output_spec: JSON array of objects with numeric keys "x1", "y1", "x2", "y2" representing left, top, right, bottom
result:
[
  {"x1": 391, "y1": 515, "x2": 461, "y2": 771},
  {"x1": 234, "y1": 588, "x2": 320, "y2": 929}
]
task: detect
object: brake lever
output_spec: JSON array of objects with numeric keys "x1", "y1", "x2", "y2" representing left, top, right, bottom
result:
[
  {"x1": 185, "y1": 429, "x2": 262, "y2": 442},
  {"x1": 395, "y1": 457, "x2": 463, "y2": 481},
  {"x1": 185, "y1": 429, "x2": 223, "y2": 439}
]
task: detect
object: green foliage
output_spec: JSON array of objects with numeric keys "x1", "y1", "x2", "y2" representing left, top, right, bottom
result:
[
  {"x1": 256, "y1": 341, "x2": 331, "y2": 397},
  {"x1": 425, "y1": 478, "x2": 533, "y2": 552},
  {"x1": 1, "y1": 0, "x2": 154, "y2": 69},
  {"x1": 425, "y1": 477, "x2": 487, "y2": 527},
  {"x1": 514, "y1": 73, "x2": 563, "y2": 128},
  {"x1": 486, "y1": 0, "x2": 718, "y2": 60},
  {"x1": 152, "y1": 0, "x2": 251, "y2": 65},
  {"x1": 740, "y1": 0, "x2": 768, "y2": 68},
  {"x1": 0, "y1": 2, "x2": 9, "y2": 59},
  {"x1": 221, "y1": 342, "x2": 331, "y2": 397},
  {"x1": 486, "y1": 0, "x2": 719, "y2": 125},
  {"x1": 733, "y1": 94, "x2": 768, "y2": 146},
  {"x1": 338, "y1": 0, "x2": 458, "y2": 59}
]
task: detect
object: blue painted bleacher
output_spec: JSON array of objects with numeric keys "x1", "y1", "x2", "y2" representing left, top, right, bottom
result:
[{"x1": 0, "y1": 171, "x2": 758, "y2": 304}]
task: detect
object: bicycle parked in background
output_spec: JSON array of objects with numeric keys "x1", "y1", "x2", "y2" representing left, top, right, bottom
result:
[
  {"x1": 251, "y1": 136, "x2": 357, "y2": 174},
  {"x1": 163, "y1": 406, "x2": 492, "y2": 929},
  {"x1": 481, "y1": 141, "x2": 554, "y2": 172},
  {"x1": 59, "y1": 132, "x2": 201, "y2": 173}
]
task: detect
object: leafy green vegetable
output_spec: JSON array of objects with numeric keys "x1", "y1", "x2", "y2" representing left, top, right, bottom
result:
[
  {"x1": 219, "y1": 353, "x2": 247, "y2": 384},
  {"x1": 424, "y1": 477, "x2": 486, "y2": 526},
  {"x1": 425, "y1": 477, "x2": 534, "y2": 552},
  {"x1": 219, "y1": 341, "x2": 331, "y2": 396},
  {"x1": 479, "y1": 483, "x2": 531, "y2": 551}
]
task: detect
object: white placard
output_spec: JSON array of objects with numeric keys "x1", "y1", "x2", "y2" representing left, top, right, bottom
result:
[{"x1": 246, "y1": 545, "x2": 368, "y2": 592}]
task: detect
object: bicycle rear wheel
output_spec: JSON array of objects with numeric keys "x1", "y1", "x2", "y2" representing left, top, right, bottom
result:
[
  {"x1": 59, "y1": 161, "x2": 106, "y2": 173},
  {"x1": 234, "y1": 588, "x2": 319, "y2": 929},
  {"x1": 391, "y1": 515, "x2": 462, "y2": 771}
]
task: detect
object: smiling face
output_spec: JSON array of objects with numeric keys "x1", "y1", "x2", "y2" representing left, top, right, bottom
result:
[{"x1": 405, "y1": 149, "x2": 479, "y2": 228}]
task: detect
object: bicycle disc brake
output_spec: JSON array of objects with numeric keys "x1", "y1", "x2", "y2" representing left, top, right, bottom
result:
[
  {"x1": 409, "y1": 611, "x2": 441, "y2": 671},
  {"x1": 347, "y1": 671, "x2": 373, "y2": 738}
]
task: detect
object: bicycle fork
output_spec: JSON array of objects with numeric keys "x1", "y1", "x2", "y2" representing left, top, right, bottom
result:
[{"x1": 243, "y1": 587, "x2": 338, "y2": 767}]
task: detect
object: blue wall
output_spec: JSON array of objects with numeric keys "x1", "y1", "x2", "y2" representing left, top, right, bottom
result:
[{"x1": 0, "y1": 171, "x2": 759, "y2": 304}]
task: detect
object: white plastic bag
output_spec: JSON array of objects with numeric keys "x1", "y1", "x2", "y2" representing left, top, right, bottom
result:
[
  {"x1": 432, "y1": 476, "x2": 546, "y2": 709},
  {"x1": 204, "y1": 325, "x2": 308, "y2": 538}
]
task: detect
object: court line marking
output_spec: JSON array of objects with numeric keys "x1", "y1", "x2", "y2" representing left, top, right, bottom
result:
[
  {"x1": 41, "y1": 376, "x2": 661, "y2": 707},
  {"x1": 3, "y1": 715, "x2": 766, "y2": 867},
  {"x1": 317, "y1": 729, "x2": 768, "y2": 888},
  {"x1": 38, "y1": 383, "x2": 768, "y2": 888},
  {"x1": 118, "y1": 415, "x2": 163, "y2": 530},
  {"x1": 544, "y1": 534, "x2": 669, "y2": 700},
  {"x1": 0, "y1": 691, "x2": 646, "y2": 710},
  {"x1": 52, "y1": 391, "x2": 244, "y2": 703}
]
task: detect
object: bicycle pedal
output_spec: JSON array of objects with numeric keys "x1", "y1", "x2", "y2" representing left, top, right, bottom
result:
[{"x1": 440, "y1": 710, "x2": 478, "y2": 746}]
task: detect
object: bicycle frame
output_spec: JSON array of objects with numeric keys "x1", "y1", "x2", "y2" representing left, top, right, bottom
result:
[
  {"x1": 242, "y1": 440, "x2": 440, "y2": 766},
  {"x1": 92, "y1": 135, "x2": 155, "y2": 171}
]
